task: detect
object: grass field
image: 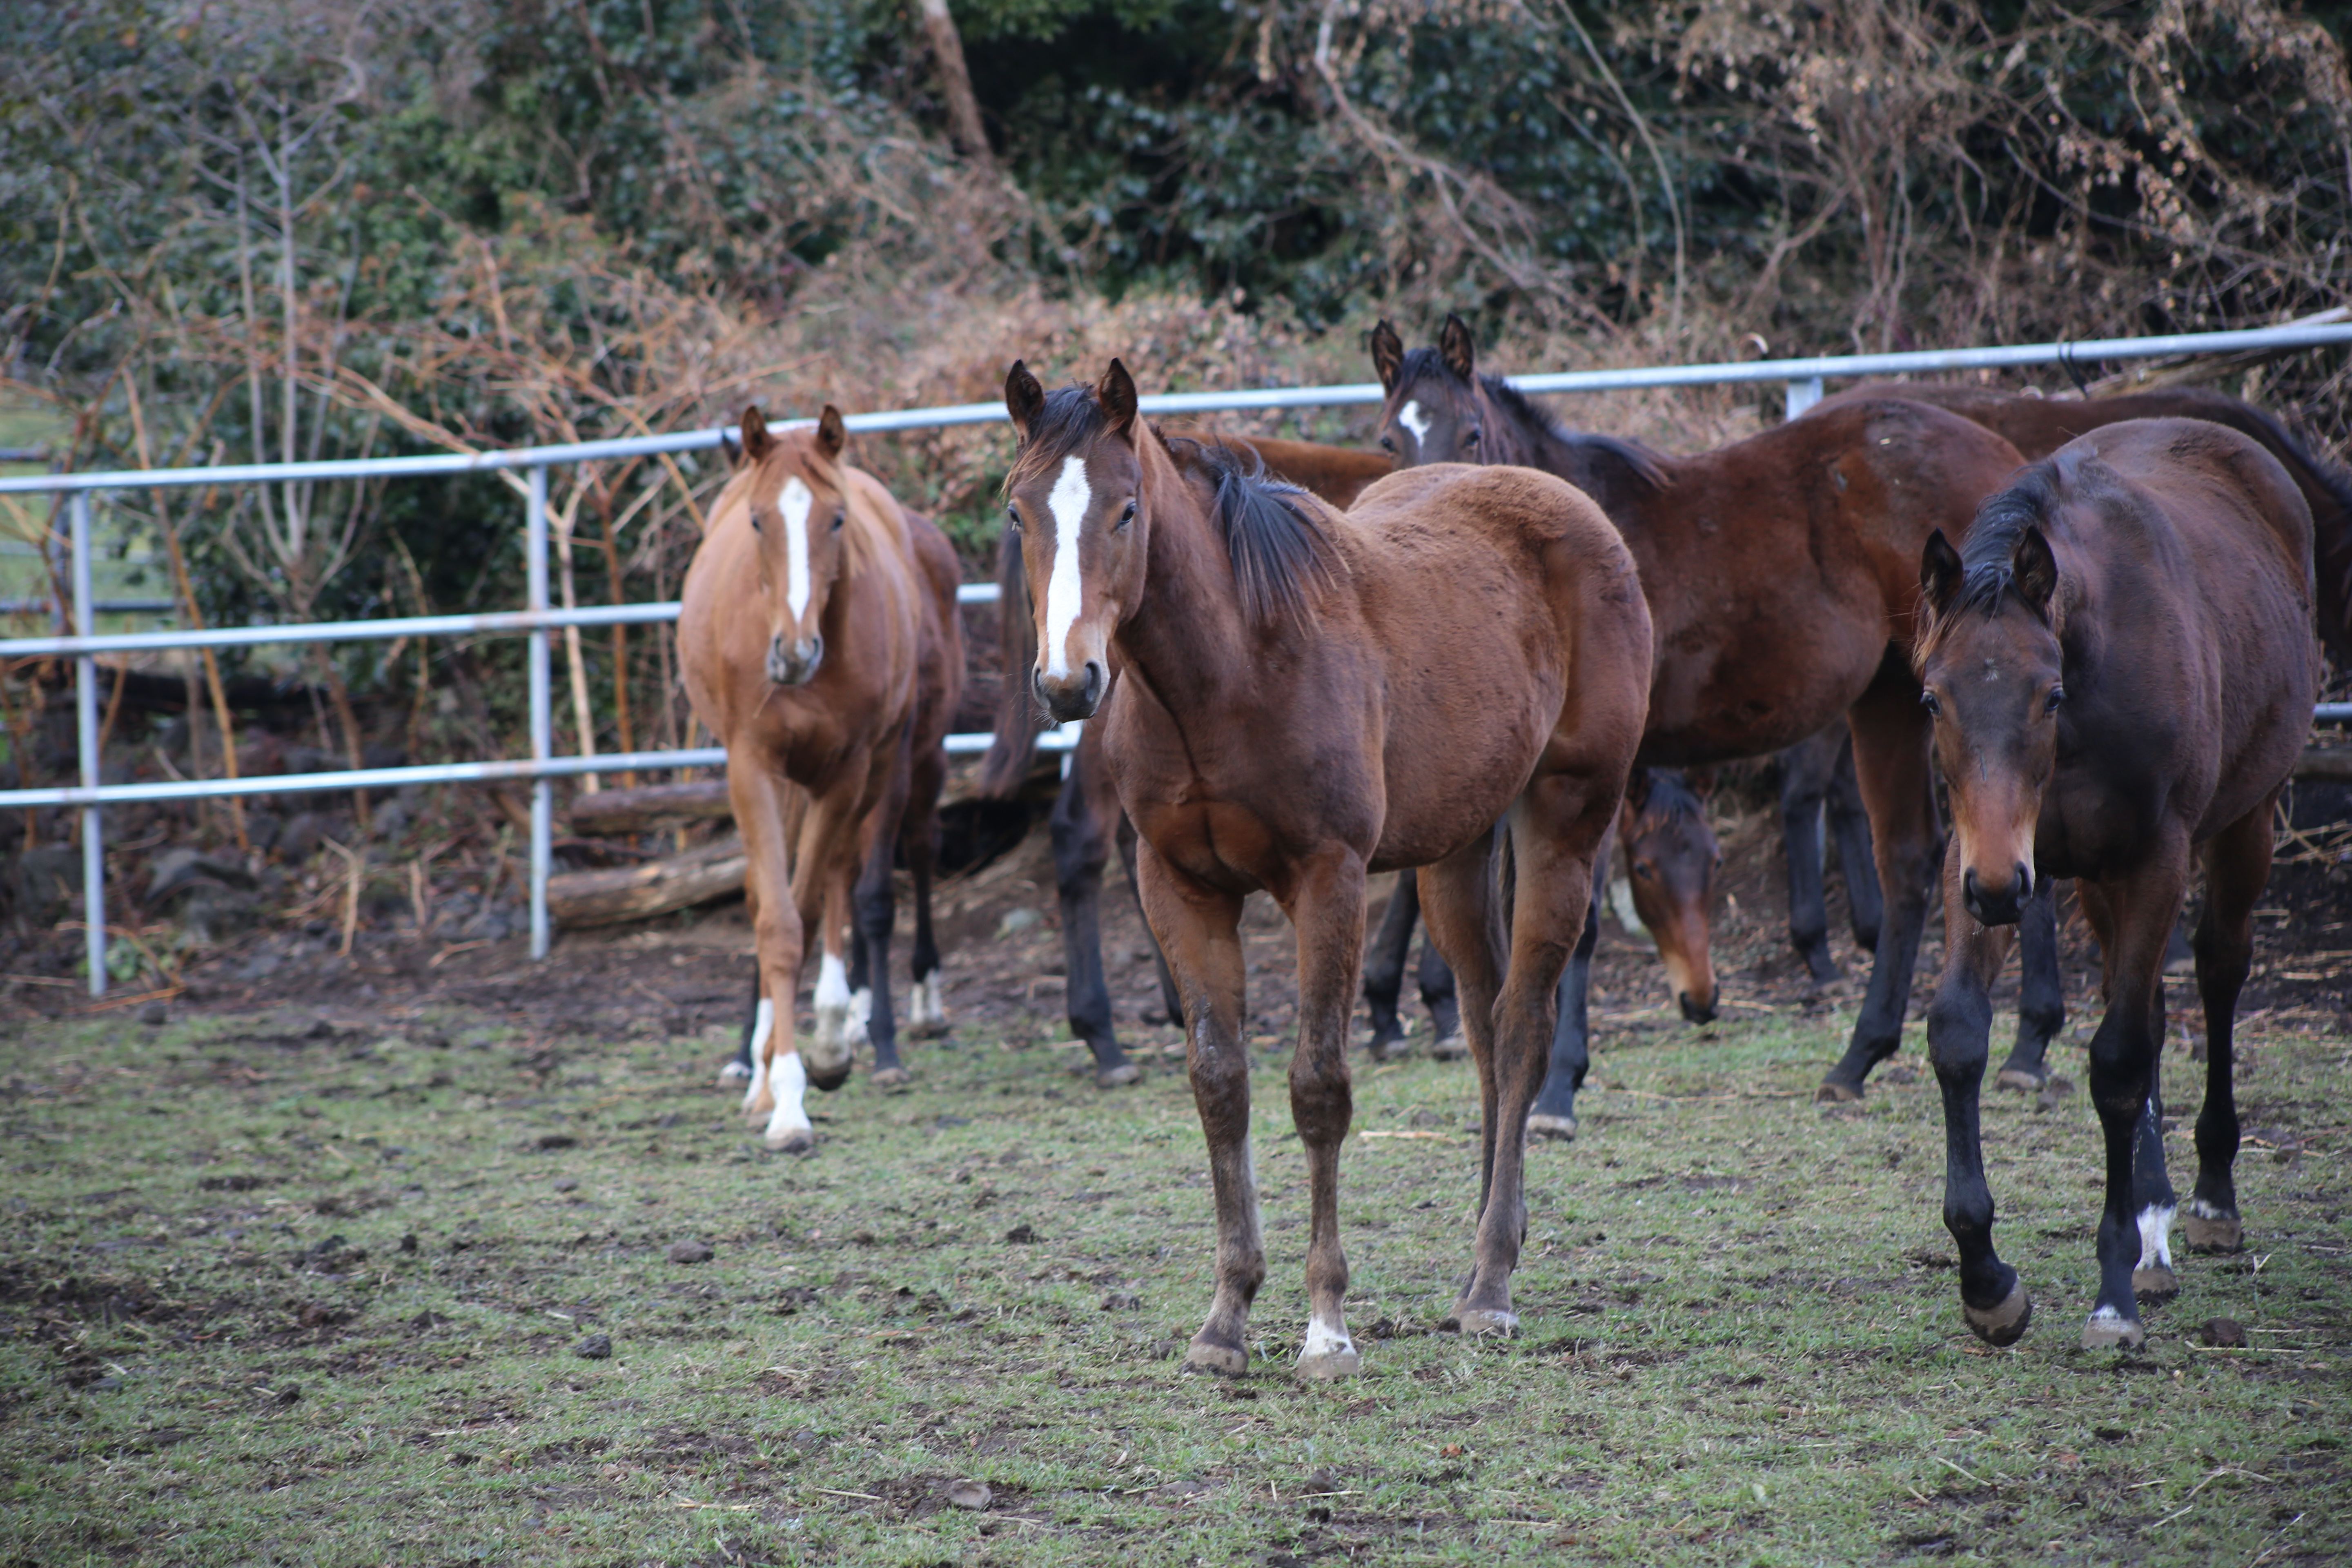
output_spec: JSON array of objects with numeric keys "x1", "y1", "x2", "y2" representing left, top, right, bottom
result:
[{"x1": 2, "y1": 996, "x2": 2347, "y2": 1566}]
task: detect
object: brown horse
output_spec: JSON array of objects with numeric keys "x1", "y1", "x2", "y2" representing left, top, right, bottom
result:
[
  {"x1": 1915, "y1": 419, "x2": 2316, "y2": 1349},
  {"x1": 1368, "y1": 317, "x2": 2028, "y2": 1121},
  {"x1": 977, "y1": 432, "x2": 1405, "y2": 1088},
  {"x1": 1002, "y1": 357, "x2": 1651, "y2": 1374},
  {"x1": 679, "y1": 405, "x2": 963, "y2": 1152},
  {"x1": 1817, "y1": 380, "x2": 2352, "y2": 661}
]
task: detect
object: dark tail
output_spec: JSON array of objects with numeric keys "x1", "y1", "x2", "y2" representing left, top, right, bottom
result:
[{"x1": 976, "y1": 528, "x2": 1042, "y2": 799}]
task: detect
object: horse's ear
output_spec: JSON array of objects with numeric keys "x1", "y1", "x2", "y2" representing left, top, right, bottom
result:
[
  {"x1": 2011, "y1": 524, "x2": 2059, "y2": 618},
  {"x1": 1622, "y1": 768, "x2": 1654, "y2": 815},
  {"x1": 740, "y1": 405, "x2": 772, "y2": 463},
  {"x1": 1005, "y1": 360, "x2": 1045, "y2": 443},
  {"x1": 1686, "y1": 766, "x2": 1717, "y2": 802},
  {"x1": 1439, "y1": 314, "x2": 1477, "y2": 381},
  {"x1": 1098, "y1": 358, "x2": 1139, "y2": 439},
  {"x1": 815, "y1": 405, "x2": 847, "y2": 464},
  {"x1": 1920, "y1": 528, "x2": 1963, "y2": 615},
  {"x1": 1370, "y1": 319, "x2": 1404, "y2": 393}
]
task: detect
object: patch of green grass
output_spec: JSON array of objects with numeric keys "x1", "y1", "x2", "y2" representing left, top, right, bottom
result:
[{"x1": 1, "y1": 1005, "x2": 2347, "y2": 1564}]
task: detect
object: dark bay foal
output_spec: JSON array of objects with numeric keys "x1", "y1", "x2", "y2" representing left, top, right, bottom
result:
[{"x1": 1915, "y1": 419, "x2": 2317, "y2": 1349}]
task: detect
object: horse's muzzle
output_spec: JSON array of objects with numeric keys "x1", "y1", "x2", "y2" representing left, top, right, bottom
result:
[
  {"x1": 1962, "y1": 863, "x2": 2032, "y2": 927},
  {"x1": 768, "y1": 634, "x2": 823, "y2": 686},
  {"x1": 1033, "y1": 661, "x2": 1105, "y2": 724}
]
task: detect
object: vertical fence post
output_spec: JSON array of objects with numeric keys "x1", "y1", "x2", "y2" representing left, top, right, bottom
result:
[
  {"x1": 72, "y1": 493, "x2": 106, "y2": 998},
  {"x1": 526, "y1": 466, "x2": 552, "y2": 960},
  {"x1": 1783, "y1": 376, "x2": 1824, "y2": 421}
]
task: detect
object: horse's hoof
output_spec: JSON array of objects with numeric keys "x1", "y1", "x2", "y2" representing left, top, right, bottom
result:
[
  {"x1": 1295, "y1": 1347, "x2": 1361, "y2": 1381},
  {"x1": 1096, "y1": 1063, "x2": 1141, "y2": 1089},
  {"x1": 1525, "y1": 1113, "x2": 1578, "y2": 1142},
  {"x1": 1368, "y1": 1035, "x2": 1413, "y2": 1064},
  {"x1": 766, "y1": 1127, "x2": 815, "y2": 1155},
  {"x1": 1429, "y1": 1031, "x2": 1469, "y2": 1062},
  {"x1": 1814, "y1": 1080, "x2": 1864, "y2": 1105},
  {"x1": 1180, "y1": 1339, "x2": 1247, "y2": 1377},
  {"x1": 905, "y1": 1020, "x2": 951, "y2": 1041},
  {"x1": 1445, "y1": 1307, "x2": 1519, "y2": 1338},
  {"x1": 718, "y1": 1060, "x2": 752, "y2": 1085},
  {"x1": 805, "y1": 1063, "x2": 851, "y2": 1094},
  {"x1": 1962, "y1": 1281, "x2": 2032, "y2": 1347},
  {"x1": 2184, "y1": 1207, "x2": 2244, "y2": 1254},
  {"x1": 2133, "y1": 1264, "x2": 2180, "y2": 1302},
  {"x1": 2081, "y1": 1307, "x2": 2145, "y2": 1351},
  {"x1": 870, "y1": 1066, "x2": 911, "y2": 1091},
  {"x1": 1993, "y1": 1065, "x2": 2046, "y2": 1093}
]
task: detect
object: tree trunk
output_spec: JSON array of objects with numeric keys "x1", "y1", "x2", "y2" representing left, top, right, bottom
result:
[{"x1": 919, "y1": 0, "x2": 993, "y2": 165}]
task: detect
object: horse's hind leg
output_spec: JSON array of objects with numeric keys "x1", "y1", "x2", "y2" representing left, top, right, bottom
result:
[
  {"x1": 1778, "y1": 730, "x2": 1842, "y2": 985},
  {"x1": 1361, "y1": 871, "x2": 1418, "y2": 1060},
  {"x1": 1115, "y1": 813, "x2": 1183, "y2": 1033},
  {"x1": 853, "y1": 820, "x2": 907, "y2": 1087},
  {"x1": 1826, "y1": 729, "x2": 1883, "y2": 953},
  {"x1": 903, "y1": 734, "x2": 950, "y2": 1040},
  {"x1": 720, "y1": 962, "x2": 761, "y2": 1085},
  {"x1": 1055, "y1": 748, "x2": 1137, "y2": 1087},
  {"x1": 1924, "y1": 844, "x2": 2028, "y2": 1345},
  {"x1": 2080, "y1": 849, "x2": 2189, "y2": 1350},
  {"x1": 1996, "y1": 878, "x2": 2067, "y2": 1091},
  {"x1": 1135, "y1": 842, "x2": 1256, "y2": 1374},
  {"x1": 1278, "y1": 847, "x2": 1370, "y2": 1379},
  {"x1": 1820, "y1": 655, "x2": 1945, "y2": 1102},
  {"x1": 2183, "y1": 795, "x2": 2277, "y2": 1257}
]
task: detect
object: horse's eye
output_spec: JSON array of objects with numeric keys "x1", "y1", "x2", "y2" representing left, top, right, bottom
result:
[
  {"x1": 831, "y1": 508, "x2": 845, "y2": 533},
  {"x1": 1463, "y1": 428, "x2": 1481, "y2": 447},
  {"x1": 1378, "y1": 435, "x2": 1394, "y2": 453},
  {"x1": 1921, "y1": 689, "x2": 1942, "y2": 717},
  {"x1": 2045, "y1": 685, "x2": 2064, "y2": 713},
  {"x1": 749, "y1": 510, "x2": 762, "y2": 533},
  {"x1": 1118, "y1": 499, "x2": 1137, "y2": 528},
  {"x1": 1633, "y1": 862, "x2": 1654, "y2": 880},
  {"x1": 1005, "y1": 504, "x2": 1021, "y2": 534}
]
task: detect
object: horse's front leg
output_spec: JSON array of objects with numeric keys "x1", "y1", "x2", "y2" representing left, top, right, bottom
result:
[
  {"x1": 1996, "y1": 878, "x2": 2067, "y2": 1091},
  {"x1": 1925, "y1": 842, "x2": 2027, "y2": 1344},
  {"x1": 1777, "y1": 730, "x2": 1842, "y2": 985},
  {"x1": 1134, "y1": 840, "x2": 1256, "y2": 1375},
  {"x1": 1359, "y1": 869, "x2": 1419, "y2": 1060},
  {"x1": 855, "y1": 727, "x2": 918, "y2": 1087},
  {"x1": 728, "y1": 762, "x2": 813, "y2": 1151},
  {"x1": 1281, "y1": 848, "x2": 1369, "y2": 1379},
  {"x1": 2080, "y1": 849, "x2": 2190, "y2": 1350},
  {"x1": 1528, "y1": 867, "x2": 1605, "y2": 1141}
]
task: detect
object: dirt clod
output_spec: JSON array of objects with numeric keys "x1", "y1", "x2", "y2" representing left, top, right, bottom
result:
[
  {"x1": 946, "y1": 1479, "x2": 993, "y2": 1511},
  {"x1": 1003, "y1": 1223, "x2": 1038, "y2": 1244},
  {"x1": 2201, "y1": 1317, "x2": 2249, "y2": 1348},
  {"x1": 574, "y1": 1334, "x2": 614, "y2": 1359},
  {"x1": 1101, "y1": 1291, "x2": 1141, "y2": 1311},
  {"x1": 667, "y1": 1239, "x2": 714, "y2": 1264}
]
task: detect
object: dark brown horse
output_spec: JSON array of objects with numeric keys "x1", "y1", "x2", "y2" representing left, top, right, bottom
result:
[
  {"x1": 1819, "y1": 380, "x2": 2352, "y2": 661},
  {"x1": 1915, "y1": 418, "x2": 2316, "y2": 1349},
  {"x1": 977, "y1": 433, "x2": 1403, "y2": 1088},
  {"x1": 679, "y1": 406, "x2": 962, "y2": 1151},
  {"x1": 1369, "y1": 317, "x2": 2028, "y2": 1121},
  {"x1": 1002, "y1": 357, "x2": 1651, "y2": 1374}
]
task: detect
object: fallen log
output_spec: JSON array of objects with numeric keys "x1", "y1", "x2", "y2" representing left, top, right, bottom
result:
[
  {"x1": 548, "y1": 835, "x2": 745, "y2": 927},
  {"x1": 2297, "y1": 744, "x2": 2352, "y2": 782},
  {"x1": 566, "y1": 779, "x2": 733, "y2": 836}
]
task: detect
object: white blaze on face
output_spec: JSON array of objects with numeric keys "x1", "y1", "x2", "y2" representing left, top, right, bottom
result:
[
  {"x1": 1399, "y1": 400, "x2": 1432, "y2": 452},
  {"x1": 1042, "y1": 455, "x2": 1092, "y2": 680},
  {"x1": 780, "y1": 477, "x2": 815, "y2": 625}
]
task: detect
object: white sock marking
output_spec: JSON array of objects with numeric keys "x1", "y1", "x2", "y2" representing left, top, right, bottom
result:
[
  {"x1": 765, "y1": 1049, "x2": 812, "y2": 1144},
  {"x1": 1299, "y1": 1316, "x2": 1357, "y2": 1363},
  {"x1": 2087, "y1": 1303, "x2": 2131, "y2": 1325},
  {"x1": 809, "y1": 951, "x2": 853, "y2": 1071},
  {"x1": 1398, "y1": 400, "x2": 1431, "y2": 451},
  {"x1": 741, "y1": 998, "x2": 775, "y2": 1113},
  {"x1": 846, "y1": 985, "x2": 873, "y2": 1046},
  {"x1": 911, "y1": 971, "x2": 945, "y2": 1027},
  {"x1": 1042, "y1": 456, "x2": 1091, "y2": 681},
  {"x1": 780, "y1": 477, "x2": 814, "y2": 623},
  {"x1": 2136, "y1": 1203, "x2": 2177, "y2": 1274}
]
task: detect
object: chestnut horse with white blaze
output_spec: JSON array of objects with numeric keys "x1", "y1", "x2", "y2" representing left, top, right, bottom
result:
[
  {"x1": 1915, "y1": 418, "x2": 2316, "y2": 1351},
  {"x1": 1002, "y1": 357, "x2": 1651, "y2": 1376},
  {"x1": 679, "y1": 405, "x2": 962, "y2": 1152}
]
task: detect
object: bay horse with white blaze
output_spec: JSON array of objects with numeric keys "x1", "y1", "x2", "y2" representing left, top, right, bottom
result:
[
  {"x1": 1369, "y1": 317, "x2": 2028, "y2": 1127},
  {"x1": 679, "y1": 406, "x2": 962, "y2": 1152},
  {"x1": 1002, "y1": 358, "x2": 1651, "y2": 1374},
  {"x1": 1917, "y1": 419, "x2": 2316, "y2": 1350}
]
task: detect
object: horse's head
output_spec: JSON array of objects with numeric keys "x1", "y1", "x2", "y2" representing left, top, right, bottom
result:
[
  {"x1": 1370, "y1": 314, "x2": 1490, "y2": 466},
  {"x1": 732, "y1": 403, "x2": 853, "y2": 687},
  {"x1": 1917, "y1": 494, "x2": 2070, "y2": 927},
  {"x1": 1002, "y1": 357, "x2": 1148, "y2": 723},
  {"x1": 1619, "y1": 769, "x2": 1722, "y2": 1024}
]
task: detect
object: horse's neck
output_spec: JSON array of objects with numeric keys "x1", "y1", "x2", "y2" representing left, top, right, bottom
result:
[{"x1": 1116, "y1": 444, "x2": 1257, "y2": 716}]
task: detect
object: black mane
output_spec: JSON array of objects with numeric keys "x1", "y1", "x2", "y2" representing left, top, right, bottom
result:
[
  {"x1": 1394, "y1": 348, "x2": 1669, "y2": 495},
  {"x1": 1951, "y1": 460, "x2": 2064, "y2": 617},
  {"x1": 1005, "y1": 386, "x2": 1109, "y2": 492},
  {"x1": 1637, "y1": 767, "x2": 1708, "y2": 823},
  {"x1": 1164, "y1": 435, "x2": 1336, "y2": 628}
]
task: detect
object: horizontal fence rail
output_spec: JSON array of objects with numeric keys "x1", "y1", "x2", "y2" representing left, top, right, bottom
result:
[{"x1": 5, "y1": 321, "x2": 2348, "y2": 995}]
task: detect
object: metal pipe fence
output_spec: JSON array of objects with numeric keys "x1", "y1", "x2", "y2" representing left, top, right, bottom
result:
[{"x1": 3, "y1": 321, "x2": 2348, "y2": 995}]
